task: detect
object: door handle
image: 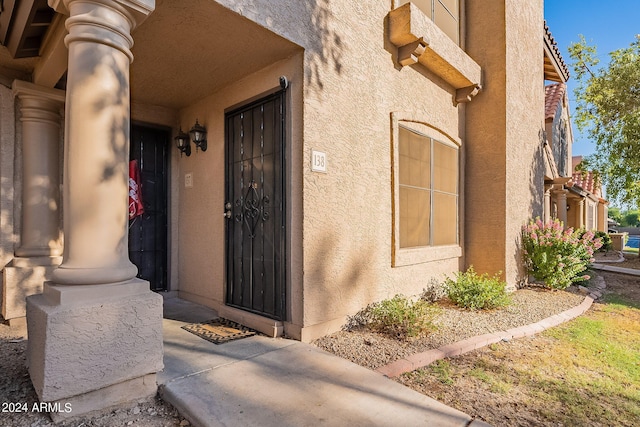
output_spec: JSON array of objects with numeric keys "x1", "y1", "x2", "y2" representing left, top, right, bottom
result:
[{"x1": 224, "y1": 210, "x2": 232, "y2": 219}]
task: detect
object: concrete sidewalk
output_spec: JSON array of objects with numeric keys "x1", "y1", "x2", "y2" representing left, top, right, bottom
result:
[
  {"x1": 160, "y1": 298, "x2": 489, "y2": 427},
  {"x1": 592, "y1": 263, "x2": 640, "y2": 276}
]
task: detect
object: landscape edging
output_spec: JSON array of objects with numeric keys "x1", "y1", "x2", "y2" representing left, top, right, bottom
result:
[{"x1": 376, "y1": 276, "x2": 607, "y2": 378}]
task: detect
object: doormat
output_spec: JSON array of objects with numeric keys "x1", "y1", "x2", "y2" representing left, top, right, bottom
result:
[{"x1": 181, "y1": 318, "x2": 256, "y2": 344}]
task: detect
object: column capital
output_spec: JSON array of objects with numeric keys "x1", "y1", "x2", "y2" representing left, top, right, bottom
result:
[
  {"x1": 48, "y1": 0, "x2": 155, "y2": 27},
  {"x1": 48, "y1": 0, "x2": 155, "y2": 63},
  {"x1": 13, "y1": 81, "x2": 65, "y2": 126},
  {"x1": 12, "y1": 80, "x2": 66, "y2": 104}
]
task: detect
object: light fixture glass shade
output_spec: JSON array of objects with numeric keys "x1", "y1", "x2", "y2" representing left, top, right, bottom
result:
[
  {"x1": 190, "y1": 119, "x2": 207, "y2": 152},
  {"x1": 174, "y1": 128, "x2": 191, "y2": 157}
]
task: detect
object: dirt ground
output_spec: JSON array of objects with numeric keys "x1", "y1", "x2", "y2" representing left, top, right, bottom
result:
[{"x1": 616, "y1": 252, "x2": 640, "y2": 270}]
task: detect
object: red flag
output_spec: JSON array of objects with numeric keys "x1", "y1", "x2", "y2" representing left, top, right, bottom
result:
[{"x1": 129, "y1": 160, "x2": 144, "y2": 220}]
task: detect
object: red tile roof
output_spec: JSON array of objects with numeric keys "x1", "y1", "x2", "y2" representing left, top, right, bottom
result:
[
  {"x1": 545, "y1": 83, "x2": 566, "y2": 120},
  {"x1": 544, "y1": 22, "x2": 570, "y2": 82},
  {"x1": 572, "y1": 170, "x2": 601, "y2": 197}
]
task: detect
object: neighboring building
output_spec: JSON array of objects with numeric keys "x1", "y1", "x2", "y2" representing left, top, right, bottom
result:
[
  {"x1": 569, "y1": 156, "x2": 608, "y2": 232},
  {"x1": 541, "y1": 47, "x2": 608, "y2": 233},
  {"x1": 0, "y1": 0, "x2": 552, "y2": 418}
]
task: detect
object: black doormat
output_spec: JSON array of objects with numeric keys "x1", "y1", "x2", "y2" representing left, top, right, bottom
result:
[{"x1": 181, "y1": 318, "x2": 256, "y2": 344}]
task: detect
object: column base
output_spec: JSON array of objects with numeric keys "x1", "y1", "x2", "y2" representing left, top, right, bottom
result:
[
  {"x1": 49, "y1": 373, "x2": 157, "y2": 423},
  {"x1": 1, "y1": 257, "x2": 62, "y2": 320},
  {"x1": 26, "y1": 278, "x2": 163, "y2": 415}
]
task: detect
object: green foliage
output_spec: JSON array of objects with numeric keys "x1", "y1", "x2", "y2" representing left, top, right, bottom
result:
[
  {"x1": 623, "y1": 211, "x2": 640, "y2": 227},
  {"x1": 609, "y1": 207, "x2": 623, "y2": 225},
  {"x1": 609, "y1": 207, "x2": 640, "y2": 227},
  {"x1": 522, "y1": 218, "x2": 603, "y2": 290},
  {"x1": 444, "y1": 266, "x2": 510, "y2": 310},
  {"x1": 430, "y1": 360, "x2": 454, "y2": 385},
  {"x1": 366, "y1": 294, "x2": 440, "y2": 339},
  {"x1": 569, "y1": 35, "x2": 640, "y2": 206}
]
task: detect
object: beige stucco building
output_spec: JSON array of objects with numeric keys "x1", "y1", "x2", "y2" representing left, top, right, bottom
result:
[
  {"x1": 0, "y1": 0, "x2": 562, "y2": 418},
  {"x1": 542, "y1": 73, "x2": 608, "y2": 232}
]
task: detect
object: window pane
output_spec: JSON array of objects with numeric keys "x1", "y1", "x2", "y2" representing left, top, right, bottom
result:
[
  {"x1": 400, "y1": 186, "x2": 430, "y2": 248},
  {"x1": 397, "y1": 0, "x2": 433, "y2": 19},
  {"x1": 434, "y1": 1, "x2": 459, "y2": 44},
  {"x1": 438, "y1": 0, "x2": 458, "y2": 16},
  {"x1": 399, "y1": 127, "x2": 430, "y2": 189},
  {"x1": 433, "y1": 192, "x2": 457, "y2": 245},
  {"x1": 433, "y1": 141, "x2": 457, "y2": 194}
]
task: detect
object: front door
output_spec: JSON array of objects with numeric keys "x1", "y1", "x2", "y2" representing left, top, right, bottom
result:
[
  {"x1": 225, "y1": 91, "x2": 286, "y2": 320},
  {"x1": 129, "y1": 124, "x2": 169, "y2": 291}
]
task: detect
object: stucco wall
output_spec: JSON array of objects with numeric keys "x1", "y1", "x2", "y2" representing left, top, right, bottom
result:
[
  {"x1": 298, "y1": 1, "x2": 463, "y2": 337},
  {"x1": 173, "y1": 0, "x2": 545, "y2": 340},
  {"x1": 175, "y1": 54, "x2": 304, "y2": 316},
  {"x1": 466, "y1": 0, "x2": 544, "y2": 287},
  {"x1": 169, "y1": 1, "x2": 467, "y2": 341}
]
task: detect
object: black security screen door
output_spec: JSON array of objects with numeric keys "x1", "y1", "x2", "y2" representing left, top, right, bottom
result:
[
  {"x1": 129, "y1": 125, "x2": 169, "y2": 292},
  {"x1": 225, "y1": 91, "x2": 286, "y2": 320}
]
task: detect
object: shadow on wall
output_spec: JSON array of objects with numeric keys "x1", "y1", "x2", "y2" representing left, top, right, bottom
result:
[
  {"x1": 515, "y1": 129, "x2": 547, "y2": 285},
  {"x1": 304, "y1": 0, "x2": 344, "y2": 90},
  {"x1": 307, "y1": 234, "x2": 376, "y2": 326}
]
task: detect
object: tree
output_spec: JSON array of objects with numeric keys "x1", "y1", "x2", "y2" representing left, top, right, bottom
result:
[
  {"x1": 569, "y1": 35, "x2": 640, "y2": 207},
  {"x1": 608, "y1": 206, "x2": 623, "y2": 225},
  {"x1": 623, "y1": 210, "x2": 640, "y2": 227}
]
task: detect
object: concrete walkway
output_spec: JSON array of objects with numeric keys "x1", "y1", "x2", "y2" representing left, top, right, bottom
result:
[
  {"x1": 592, "y1": 263, "x2": 640, "y2": 276},
  {"x1": 160, "y1": 298, "x2": 489, "y2": 427}
]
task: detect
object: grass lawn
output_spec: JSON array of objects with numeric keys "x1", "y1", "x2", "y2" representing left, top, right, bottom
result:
[{"x1": 397, "y1": 272, "x2": 640, "y2": 426}]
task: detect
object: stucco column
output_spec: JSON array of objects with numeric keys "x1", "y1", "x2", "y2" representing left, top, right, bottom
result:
[
  {"x1": 577, "y1": 199, "x2": 585, "y2": 229},
  {"x1": 48, "y1": 0, "x2": 153, "y2": 285},
  {"x1": 27, "y1": 0, "x2": 160, "y2": 420},
  {"x1": 555, "y1": 190, "x2": 567, "y2": 228},
  {"x1": 543, "y1": 188, "x2": 551, "y2": 223},
  {"x1": 2, "y1": 82, "x2": 64, "y2": 323},
  {"x1": 13, "y1": 81, "x2": 65, "y2": 258}
]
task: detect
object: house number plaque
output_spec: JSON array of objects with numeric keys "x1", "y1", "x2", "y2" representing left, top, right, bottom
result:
[{"x1": 311, "y1": 150, "x2": 327, "y2": 173}]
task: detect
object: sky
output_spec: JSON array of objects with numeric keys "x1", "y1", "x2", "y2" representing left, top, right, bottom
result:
[{"x1": 544, "y1": 0, "x2": 640, "y2": 157}]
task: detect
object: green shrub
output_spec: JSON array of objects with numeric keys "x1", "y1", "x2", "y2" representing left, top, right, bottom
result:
[
  {"x1": 367, "y1": 294, "x2": 440, "y2": 339},
  {"x1": 522, "y1": 218, "x2": 603, "y2": 290},
  {"x1": 444, "y1": 266, "x2": 511, "y2": 310}
]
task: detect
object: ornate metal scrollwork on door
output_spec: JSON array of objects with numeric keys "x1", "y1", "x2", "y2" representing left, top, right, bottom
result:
[{"x1": 235, "y1": 180, "x2": 269, "y2": 238}]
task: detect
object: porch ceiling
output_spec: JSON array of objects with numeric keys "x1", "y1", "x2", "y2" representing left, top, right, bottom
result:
[{"x1": 130, "y1": 0, "x2": 301, "y2": 110}]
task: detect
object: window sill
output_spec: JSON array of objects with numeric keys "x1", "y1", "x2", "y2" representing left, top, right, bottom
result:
[
  {"x1": 388, "y1": 3, "x2": 482, "y2": 103},
  {"x1": 393, "y1": 244, "x2": 462, "y2": 267}
]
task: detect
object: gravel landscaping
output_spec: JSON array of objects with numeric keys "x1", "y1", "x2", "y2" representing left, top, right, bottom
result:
[{"x1": 313, "y1": 286, "x2": 587, "y2": 370}]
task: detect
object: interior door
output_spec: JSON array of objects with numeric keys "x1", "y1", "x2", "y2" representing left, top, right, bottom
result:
[
  {"x1": 129, "y1": 124, "x2": 169, "y2": 291},
  {"x1": 225, "y1": 91, "x2": 286, "y2": 320}
]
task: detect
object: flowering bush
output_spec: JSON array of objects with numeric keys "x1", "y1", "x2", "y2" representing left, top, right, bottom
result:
[{"x1": 522, "y1": 218, "x2": 603, "y2": 290}]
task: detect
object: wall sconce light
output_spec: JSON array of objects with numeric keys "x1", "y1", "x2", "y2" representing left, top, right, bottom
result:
[
  {"x1": 175, "y1": 128, "x2": 191, "y2": 157},
  {"x1": 189, "y1": 119, "x2": 207, "y2": 152}
]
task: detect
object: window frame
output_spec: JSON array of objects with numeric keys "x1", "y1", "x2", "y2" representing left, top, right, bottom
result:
[
  {"x1": 391, "y1": 113, "x2": 462, "y2": 267},
  {"x1": 397, "y1": 0, "x2": 460, "y2": 45}
]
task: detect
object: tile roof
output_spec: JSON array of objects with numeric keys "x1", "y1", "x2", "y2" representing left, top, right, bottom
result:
[
  {"x1": 544, "y1": 22, "x2": 570, "y2": 82},
  {"x1": 571, "y1": 156, "x2": 602, "y2": 197},
  {"x1": 572, "y1": 170, "x2": 601, "y2": 197},
  {"x1": 545, "y1": 83, "x2": 566, "y2": 120}
]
